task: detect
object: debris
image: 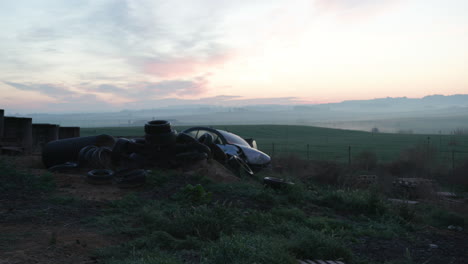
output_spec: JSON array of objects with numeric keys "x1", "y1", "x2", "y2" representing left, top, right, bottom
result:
[
  {"x1": 263, "y1": 177, "x2": 294, "y2": 189},
  {"x1": 114, "y1": 168, "x2": 147, "y2": 188},
  {"x1": 429, "y1": 244, "x2": 438, "y2": 249},
  {"x1": 86, "y1": 169, "x2": 114, "y2": 185},
  {"x1": 38, "y1": 120, "x2": 270, "y2": 187},
  {"x1": 448, "y1": 225, "x2": 463, "y2": 231},
  {"x1": 387, "y1": 198, "x2": 419, "y2": 205},
  {"x1": 48, "y1": 162, "x2": 79, "y2": 172},
  {"x1": 297, "y1": 260, "x2": 345, "y2": 264},
  {"x1": 42, "y1": 134, "x2": 115, "y2": 168},
  {"x1": 437, "y1": 192, "x2": 457, "y2": 198},
  {"x1": 78, "y1": 145, "x2": 112, "y2": 169}
]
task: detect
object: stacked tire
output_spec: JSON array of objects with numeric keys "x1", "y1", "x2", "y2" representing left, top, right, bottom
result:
[{"x1": 144, "y1": 120, "x2": 177, "y2": 167}]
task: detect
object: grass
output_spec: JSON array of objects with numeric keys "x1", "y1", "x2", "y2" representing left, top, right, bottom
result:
[
  {"x1": 2, "y1": 150, "x2": 467, "y2": 263},
  {"x1": 85, "y1": 168, "x2": 466, "y2": 264},
  {"x1": 0, "y1": 158, "x2": 55, "y2": 199},
  {"x1": 81, "y1": 124, "x2": 468, "y2": 165}
]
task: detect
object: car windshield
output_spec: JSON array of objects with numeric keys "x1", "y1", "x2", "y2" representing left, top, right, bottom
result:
[
  {"x1": 218, "y1": 130, "x2": 250, "y2": 147},
  {"x1": 185, "y1": 129, "x2": 222, "y2": 144}
]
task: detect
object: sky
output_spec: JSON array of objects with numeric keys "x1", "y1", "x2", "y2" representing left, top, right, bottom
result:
[{"x1": 0, "y1": 0, "x2": 467, "y2": 113}]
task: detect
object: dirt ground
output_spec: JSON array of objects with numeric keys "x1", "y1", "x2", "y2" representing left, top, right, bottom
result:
[{"x1": 0, "y1": 155, "x2": 124, "y2": 264}]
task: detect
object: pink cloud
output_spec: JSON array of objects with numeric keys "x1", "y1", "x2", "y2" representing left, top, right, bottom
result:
[{"x1": 142, "y1": 52, "x2": 234, "y2": 79}]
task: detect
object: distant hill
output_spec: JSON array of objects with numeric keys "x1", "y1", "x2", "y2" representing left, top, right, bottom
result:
[{"x1": 15, "y1": 94, "x2": 468, "y2": 134}]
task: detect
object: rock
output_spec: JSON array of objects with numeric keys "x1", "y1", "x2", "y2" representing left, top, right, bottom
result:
[
  {"x1": 448, "y1": 225, "x2": 463, "y2": 231},
  {"x1": 429, "y1": 244, "x2": 438, "y2": 249}
]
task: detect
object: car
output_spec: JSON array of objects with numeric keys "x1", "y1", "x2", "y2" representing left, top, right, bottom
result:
[{"x1": 181, "y1": 127, "x2": 271, "y2": 173}]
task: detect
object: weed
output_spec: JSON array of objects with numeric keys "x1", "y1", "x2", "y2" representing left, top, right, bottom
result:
[
  {"x1": 287, "y1": 228, "x2": 353, "y2": 262},
  {"x1": 0, "y1": 159, "x2": 55, "y2": 198},
  {"x1": 201, "y1": 234, "x2": 296, "y2": 264},
  {"x1": 172, "y1": 184, "x2": 212, "y2": 205},
  {"x1": 313, "y1": 188, "x2": 388, "y2": 216},
  {"x1": 427, "y1": 206, "x2": 465, "y2": 227}
]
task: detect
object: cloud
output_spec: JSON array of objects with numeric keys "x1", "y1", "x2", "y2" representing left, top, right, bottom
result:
[
  {"x1": 314, "y1": 0, "x2": 403, "y2": 20},
  {"x1": 140, "y1": 76, "x2": 209, "y2": 97},
  {"x1": 140, "y1": 52, "x2": 232, "y2": 78},
  {"x1": 95, "y1": 84, "x2": 127, "y2": 93},
  {"x1": 1, "y1": 0, "x2": 235, "y2": 82},
  {"x1": 4, "y1": 82, "x2": 77, "y2": 98}
]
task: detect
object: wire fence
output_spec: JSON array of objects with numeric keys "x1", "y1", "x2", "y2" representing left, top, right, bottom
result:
[{"x1": 257, "y1": 142, "x2": 468, "y2": 168}]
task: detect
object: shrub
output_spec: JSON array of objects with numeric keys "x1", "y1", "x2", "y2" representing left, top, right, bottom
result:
[
  {"x1": 352, "y1": 150, "x2": 378, "y2": 171},
  {"x1": 172, "y1": 184, "x2": 212, "y2": 205},
  {"x1": 388, "y1": 144, "x2": 438, "y2": 177},
  {"x1": 309, "y1": 160, "x2": 344, "y2": 185},
  {"x1": 449, "y1": 159, "x2": 468, "y2": 191}
]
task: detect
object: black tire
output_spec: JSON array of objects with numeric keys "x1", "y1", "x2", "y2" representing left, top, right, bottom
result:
[
  {"x1": 176, "y1": 142, "x2": 211, "y2": 157},
  {"x1": 176, "y1": 132, "x2": 198, "y2": 144},
  {"x1": 87, "y1": 169, "x2": 114, "y2": 185},
  {"x1": 111, "y1": 138, "x2": 131, "y2": 165},
  {"x1": 48, "y1": 162, "x2": 79, "y2": 172},
  {"x1": 131, "y1": 138, "x2": 146, "y2": 144},
  {"x1": 145, "y1": 131, "x2": 177, "y2": 145},
  {"x1": 78, "y1": 145, "x2": 98, "y2": 166},
  {"x1": 114, "y1": 169, "x2": 147, "y2": 188},
  {"x1": 209, "y1": 143, "x2": 227, "y2": 163},
  {"x1": 198, "y1": 133, "x2": 214, "y2": 145},
  {"x1": 42, "y1": 134, "x2": 115, "y2": 168},
  {"x1": 144, "y1": 120, "x2": 172, "y2": 134},
  {"x1": 263, "y1": 177, "x2": 294, "y2": 189}
]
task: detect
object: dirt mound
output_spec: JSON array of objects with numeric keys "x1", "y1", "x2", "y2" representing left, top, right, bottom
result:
[{"x1": 183, "y1": 159, "x2": 239, "y2": 183}]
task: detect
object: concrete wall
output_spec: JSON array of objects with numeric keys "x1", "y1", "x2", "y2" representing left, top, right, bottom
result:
[
  {"x1": 32, "y1": 124, "x2": 59, "y2": 152},
  {"x1": 3, "y1": 117, "x2": 33, "y2": 153},
  {"x1": 59, "y1": 127, "x2": 80, "y2": 139}
]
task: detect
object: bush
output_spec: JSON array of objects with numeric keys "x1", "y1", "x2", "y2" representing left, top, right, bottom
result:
[
  {"x1": 388, "y1": 144, "x2": 438, "y2": 177},
  {"x1": 353, "y1": 150, "x2": 378, "y2": 171},
  {"x1": 172, "y1": 184, "x2": 212, "y2": 205},
  {"x1": 449, "y1": 159, "x2": 468, "y2": 191},
  {"x1": 309, "y1": 160, "x2": 344, "y2": 185}
]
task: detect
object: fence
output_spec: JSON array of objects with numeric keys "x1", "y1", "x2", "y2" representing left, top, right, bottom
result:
[{"x1": 258, "y1": 142, "x2": 468, "y2": 168}]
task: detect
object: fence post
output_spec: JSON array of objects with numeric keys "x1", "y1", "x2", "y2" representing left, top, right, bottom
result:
[
  {"x1": 452, "y1": 150, "x2": 455, "y2": 171},
  {"x1": 307, "y1": 144, "x2": 310, "y2": 160},
  {"x1": 348, "y1": 145, "x2": 351, "y2": 166}
]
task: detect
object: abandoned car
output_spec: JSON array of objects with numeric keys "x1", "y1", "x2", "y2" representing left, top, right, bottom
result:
[{"x1": 182, "y1": 127, "x2": 271, "y2": 173}]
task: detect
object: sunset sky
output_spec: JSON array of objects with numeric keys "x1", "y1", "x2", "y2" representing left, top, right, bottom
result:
[{"x1": 1, "y1": 0, "x2": 467, "y2": 113}]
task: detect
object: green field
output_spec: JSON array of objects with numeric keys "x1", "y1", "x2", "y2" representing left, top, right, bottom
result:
[{"x1": 81, "y1": 125, "x2": 468, "y2": 165}]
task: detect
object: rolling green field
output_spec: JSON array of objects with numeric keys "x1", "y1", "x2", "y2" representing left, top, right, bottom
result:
[{"x1": 81, "y1": 125, "x2": 468, "y2": 165}]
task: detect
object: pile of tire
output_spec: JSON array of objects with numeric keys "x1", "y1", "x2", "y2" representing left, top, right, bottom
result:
[
  {"x1": 144, "y1": 120, "x2": 177, "y2": 167},
  {"x1": 41, "y1": 120, "x2": 234, "y2": 188}
]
